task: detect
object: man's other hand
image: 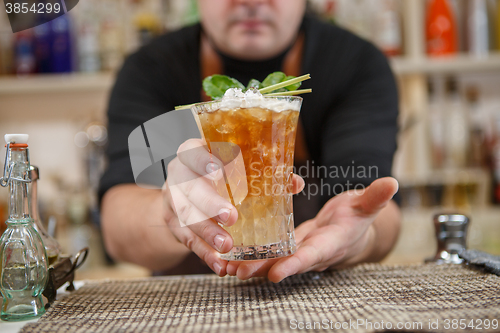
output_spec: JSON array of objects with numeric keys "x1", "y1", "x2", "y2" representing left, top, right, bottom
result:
[{"x1": 226, "y1": 177, "x2": 399, "y2": 282}]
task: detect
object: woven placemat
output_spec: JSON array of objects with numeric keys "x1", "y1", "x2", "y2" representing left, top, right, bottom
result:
[{"x1": 20, "y1": 263, "x2": 500, "y2": 333}]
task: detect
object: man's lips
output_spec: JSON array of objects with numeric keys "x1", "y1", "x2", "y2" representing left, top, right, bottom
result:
[{"x1": 236, "y1": 20, "x2": 266, "y2": 30}]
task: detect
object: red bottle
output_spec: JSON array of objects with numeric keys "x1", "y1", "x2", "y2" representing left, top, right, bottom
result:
[{"x1": 426, "y1": 0, "x2": 458, "y2": 56}]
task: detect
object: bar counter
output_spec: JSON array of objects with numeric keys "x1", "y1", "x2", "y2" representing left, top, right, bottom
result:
[{"x1": 1, "y1": 263, "x2": 499, "y2": 333}]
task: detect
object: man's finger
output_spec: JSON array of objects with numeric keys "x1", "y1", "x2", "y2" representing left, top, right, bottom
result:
[
  {"x1": 234, "y1": 259, "x2": 279, "y2": 280},
  {"x1": 167, "y1": 218, "x2": 228, "y2": 277},
  {"x1": 168, "y1": 183, "x2": 234, "y2": 253},
  {"x1": 176, "y1": 167, "x2": 237, "y2": 226},
  {"x1": 177, "y1": 139, "x2": 224, "y2": 180},
  {"x1": 187, "y1": 218, "x2": 234, "y2": 254},
  {"x1": 266, "y1": 228, "x2": 346, "y2": 283},
  {"x1": 266, "y1": 243, "x2": 323, "y2": 283},
  {"x1": 168, "y1": 158, "x2": 237, "y2": 226},
  {"x1": 294, "y1": 219, "x2": 317, "y2": 245},
  {"x1": 291, "y1": 174, "x2": 305, "y2": 194},
  {"x1": 354, "y1": 177, "x2": 399, "y2": 215},
  {"x1": 226, "y1": 261, "x2": 242, "y2": 276}
]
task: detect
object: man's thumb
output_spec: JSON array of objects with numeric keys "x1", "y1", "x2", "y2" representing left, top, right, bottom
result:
[{"x1": 355, "y1": 177, "x2": 399, "y2": 215}]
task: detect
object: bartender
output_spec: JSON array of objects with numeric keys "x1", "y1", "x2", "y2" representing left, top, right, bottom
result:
[{"x1": 99, "y1": 0, "x2": 401, "y2": 282}]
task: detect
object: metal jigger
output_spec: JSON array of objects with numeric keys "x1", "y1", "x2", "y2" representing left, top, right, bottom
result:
[{"x1": 426, "y1": 214, "x2": 469, "y2": 264}]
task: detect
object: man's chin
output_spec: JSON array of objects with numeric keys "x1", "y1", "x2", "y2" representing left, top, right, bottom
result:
[{"x1": 227, "y1": 41, "x2": 279, "y2": 60}]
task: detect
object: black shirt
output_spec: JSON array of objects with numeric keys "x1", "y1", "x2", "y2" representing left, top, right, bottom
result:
[{"x1": 99, "y1": 16, "x2": 399, "y2": 241}]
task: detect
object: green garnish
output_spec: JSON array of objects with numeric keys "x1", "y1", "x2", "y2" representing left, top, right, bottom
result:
[
  {"x1": 263, "y1": 89, "x2": 313, "y2": 97},
  {"x1": 258, "y1": 74, "x2": 310, "y2": 94},
  {"x1": 203, "y1": 75, "x2": 245, "y2": 100},
  {"x1": 284, "y1": 76, "x2": 302, "y2": 91},
  {"x1": 175, "y1": 72, "x2": 311, "y2": 110},
  {"x1": 261, "y1": 72, "x2": 287, "y2": 90},
  {"x1": 246, "y1": 79, "x2": 261, "y2": 90}
]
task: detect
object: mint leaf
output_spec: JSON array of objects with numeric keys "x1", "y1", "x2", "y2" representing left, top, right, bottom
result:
[
  {"x1": 246, "y1": 79, "x2": 261, "y2": 90},
  {"x1": 261, "y1": 72, "x2": 287, "y2": 89},
  {"x1": 203, "y1": 75, "x2": 245, "y2": 99},
  {"x1": 284, "y1": 75, "x2": 302, "y2": 91},
  {"x1": 202, "y1": 73, "x2": 307, "y2": 99},
  {"x1": 260, "y1": 72, "x2": 302, "y2": 92}
]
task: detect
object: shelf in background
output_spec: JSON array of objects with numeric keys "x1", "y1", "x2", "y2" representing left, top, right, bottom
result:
[
  {"x1": 396, "y1": 167, "x2": 491, "y2": 207},
  {"x1": 0, "y1": 72, "x2": 115, "y2": 95},
  {"x1": 391, "y1": 52, "x2": 500, "y2": 75},
  {"x1": 1, "y1": 52, "x2": 500, "y2": 95},
  {"x1": 397, "y1": 167, "x2": 490, "y2": 187}
]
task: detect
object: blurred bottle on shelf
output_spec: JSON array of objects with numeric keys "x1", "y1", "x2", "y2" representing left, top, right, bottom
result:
[
  {"x1": 444, "y1": 77, "x2": 469, "y2": 169},
  {"x1": 134, "y1": 13, "x2": 161, "y2": 47},
  {"x1": 308, "y1": 0, "x2": 338, "y2": 23},
  {"x1": 162, "y1": 0, "x2": 199, "y2": 30},
  {"x1": 183, "y1": 0, "x2": 200, "y2": 27},
  {"x1": 0, "y1": 7, "x2": 8, "y2": 75},
  {"x1": 0, "y1": 41, "x2": 5, "y2": 76},
  {"x1": 466, "y1": 85, "x2": 487, "y2": 167},
  {"x1": 428, "y1": 79, "x2": 445, "y2": 169},
  {"x1": 324, "y1": 0, "x2": 338, "y2": 23},
  {"x1": 399, "y1": 186, "x2": 424, "y2": 209},
  {"x1": 371, "y1": 0, "x2": 402, "y2": 56},
  {"x1": 426, "y1": 184, "x2": 445, "y2": 207},
  {"x1": 497, "y1": 0, "x2": 500, "y2": 49},
  {"x1": 449, "y1": 0, "x2": 467, "y2": 52},
  {"x1": 100, "y1": 2, "x2": 124, "y2": 72},
  {"x1": 33, "y1": 20, "x2": 52, "y2": 73},
  {"x1": 336, "y1": 0, "x2": 373, "y2": 41},
  {"x1": 13, "y1": 30, "x2": 36, "y2": 75},
  {"x1": 486, "y1": 0, "x2": 497, "y2": 51},
  {"x1": 77, "y1": 9, "x2": 101, "y2": 72},
  {"x1": 467, "y1": 0, "x2": 490, "y2": 57},
  {"x1": 51, "y1": 15, "x2": 74, "y2": 73},
  {"x1": 491, "y1": 116, "x2": 500, "y2": 203},
  {"x1": 0, "y1": 33, "x2": 13, "y2": 75},
  {"x1": 426, "y1": 0, "x2": 459, "y2": 56}
]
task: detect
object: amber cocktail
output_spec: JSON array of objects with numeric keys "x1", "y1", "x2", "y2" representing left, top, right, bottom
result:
[{"x1": 191, "y1": 94, "x2": 302, "y2": 260}]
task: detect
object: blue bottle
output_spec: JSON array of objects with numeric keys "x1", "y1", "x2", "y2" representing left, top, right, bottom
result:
[
  {"x1": 33, "y1": 21, "x2": 52, "y2": 73},
  {"x1": 50, "y1": 15, "x2": 73, "y2": 73}
]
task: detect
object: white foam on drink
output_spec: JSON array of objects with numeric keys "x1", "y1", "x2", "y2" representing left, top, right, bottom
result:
[{"x1": 218, "y1": 88, "x2": 301, "y2": 112}]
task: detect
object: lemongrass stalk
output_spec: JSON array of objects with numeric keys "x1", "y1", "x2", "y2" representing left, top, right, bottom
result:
[
  {"x1": 175, "y1": 104, "x2": 195, "y2": 110},
  {"x1": 263, "y1": 89, "x2": 312, "y2": 97},
  {"x1": 258, "y1": 74, "x2": 311, "y2": 94}
]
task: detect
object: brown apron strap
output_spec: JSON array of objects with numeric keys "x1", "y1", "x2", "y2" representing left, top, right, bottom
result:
[
  {"x1": 282, "y1": 33, "x2": 310, "y2": 162},
  {"x1": 200, "y1": 33, "x2": 223, "y2": 102},
  {"x1": 282, "y1": 33, "x2": 304, "y2": 77}
]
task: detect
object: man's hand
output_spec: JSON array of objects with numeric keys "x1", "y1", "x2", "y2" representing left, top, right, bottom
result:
[
  {"x1": 163, "y1": 139, "x2": 305, "y2": 277},
  {"x1": 225, "y1": 177, "x2": 400, "y2": 282}
]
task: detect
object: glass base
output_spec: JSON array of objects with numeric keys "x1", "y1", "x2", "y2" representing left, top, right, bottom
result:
[
  {"x1": 1, "y1": 296, "x2": 45, "y2": 322},
  {"x1": 221, "y1": 240, "x2": 296, "y2": 261}
]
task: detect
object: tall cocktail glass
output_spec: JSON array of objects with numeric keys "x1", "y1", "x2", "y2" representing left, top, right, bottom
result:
[{"x1": 191, "y1": 95, "x2": 302, "y2": 260}]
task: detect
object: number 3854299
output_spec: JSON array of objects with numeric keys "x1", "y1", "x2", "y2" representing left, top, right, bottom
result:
[{"x1": 5, "y1": 2, "x2": 61, "y2": 14}]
